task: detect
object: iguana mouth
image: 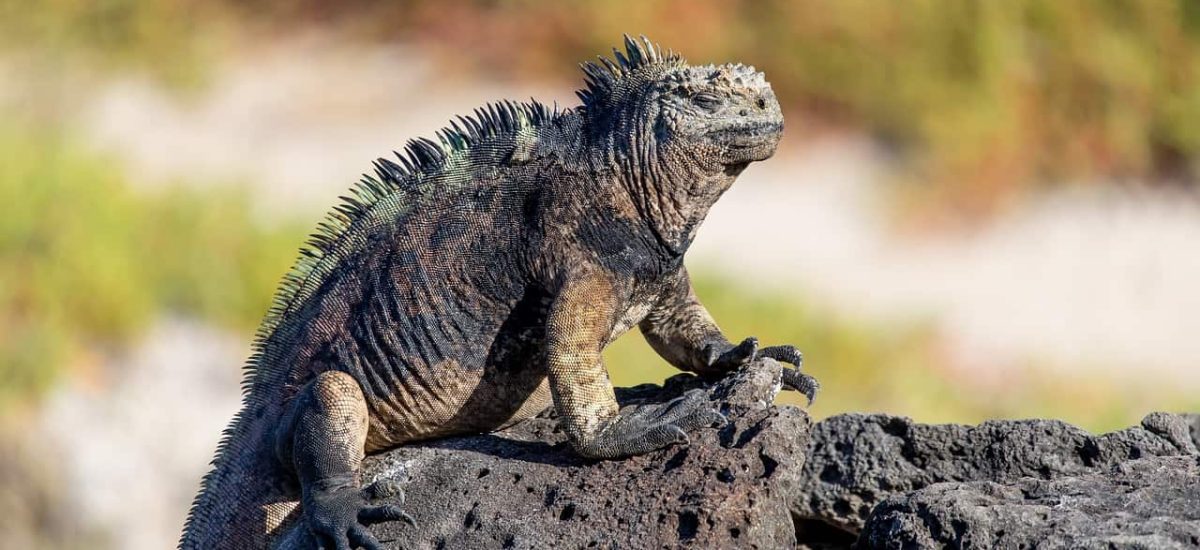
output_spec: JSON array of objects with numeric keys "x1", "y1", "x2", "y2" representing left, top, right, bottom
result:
[
  {"x1": 708, "y1": 121, "x2": 783, "y2": 145},
  {"x1": 723, "y1": 161, "x2": 751, "y2": 176},
  {"x1": 709, "y1": 121, "x2": 783, "y2": 166},
  {"x1": 713, "y1": 121, "x2": 781, "y2": 165}
]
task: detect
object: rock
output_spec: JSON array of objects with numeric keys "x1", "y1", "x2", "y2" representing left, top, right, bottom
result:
[
  {"x1": 294, "y1": 364, "x2": 1196, "y2": 549},
  {"x1": 793, "y1": 412, "x2": 1199, "y2": 543},
  {"x1": 858, "y1": 455, "x2": 1200, "y2": 549},
  {"x1": 359, "y1": 359, "x2": 811, "y2": 549},
  {"x1": 1183, "y1": 413, "x2": 1200, "y2": 450}
]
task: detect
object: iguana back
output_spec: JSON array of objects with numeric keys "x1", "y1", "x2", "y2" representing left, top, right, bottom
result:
[{"x1": 181, "y1": 36, "x2": 813, "y2": 549}]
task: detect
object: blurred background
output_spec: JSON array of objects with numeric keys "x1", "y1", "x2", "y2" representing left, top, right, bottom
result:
[{"x1": 2, "y1": 1, "x2": 1199, "y2": 547}]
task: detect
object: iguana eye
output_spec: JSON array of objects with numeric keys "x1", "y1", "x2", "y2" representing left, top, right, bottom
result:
[{"x1": 691, "y1": 92, "x2": 722, "y2": 110}]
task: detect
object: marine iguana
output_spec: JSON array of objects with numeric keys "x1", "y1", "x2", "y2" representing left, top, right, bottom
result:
[{"x1": 180, "y1": 35, "x2": 817, "y2": 550}]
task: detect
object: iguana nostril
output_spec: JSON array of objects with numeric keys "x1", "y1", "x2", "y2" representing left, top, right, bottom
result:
[
  {"x1": 756, "y1": 97, "x2": 767, "y2": 109},
  {"x1": 739, "y1": 109, "x2": 749, "y2": 116}
]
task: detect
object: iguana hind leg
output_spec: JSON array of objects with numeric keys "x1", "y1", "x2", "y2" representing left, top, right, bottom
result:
[{"x1": 279, "y1": 371, "x2": 412, "y2": 550}]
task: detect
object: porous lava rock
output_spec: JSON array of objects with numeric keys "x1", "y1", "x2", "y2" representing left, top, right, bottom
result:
[
  {"x1": 361, "y1": 359, "x2": 811, "y2": 549},
  {"x1": 793, "y1": 412, "x2": 1200, "y2": 548},
  {"x1": 858, "y1": 455, "x2": 1200, "y2": 549}
]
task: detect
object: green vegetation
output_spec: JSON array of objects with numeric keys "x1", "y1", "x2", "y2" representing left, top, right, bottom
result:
[
  {"x1": 394, "y1": 0, "x2": 1200, "y2": 221},
  {"x1": 0, "y1": 123, "x2": 302, "y2": 410},
  {"x1": 6, "y1": 0, "x2": 1200, "y2": 219},
  {"x1": 0, "y1": 0, "x2": 223, "y2": 87}
]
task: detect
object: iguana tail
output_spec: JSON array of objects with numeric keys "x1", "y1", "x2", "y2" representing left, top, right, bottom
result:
[{"x1": 179, "y1": 405, "x2": 299, "y2": 549}]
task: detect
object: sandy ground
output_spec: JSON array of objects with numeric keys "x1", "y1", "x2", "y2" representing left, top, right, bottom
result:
[{"x1": 23, "y1": 34, "x2": 1200, "y2": 549}]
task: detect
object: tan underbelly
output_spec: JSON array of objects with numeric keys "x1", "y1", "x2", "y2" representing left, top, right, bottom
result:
[
  {"x1": 361, "y1": 293, "x2": 658, "y2": 453},
  {"x1": 363, "y1": 362, "x2": 552, "y2": 453}
]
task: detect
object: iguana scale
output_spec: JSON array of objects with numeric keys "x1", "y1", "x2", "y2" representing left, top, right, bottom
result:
[{"x1": 180, "y1": 36, "x2": 816, "y2": 550}]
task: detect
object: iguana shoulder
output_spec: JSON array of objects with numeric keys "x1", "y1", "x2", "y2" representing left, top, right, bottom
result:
[{"x1": 181, "y1": 36, "x2": 815, "y2": 550}]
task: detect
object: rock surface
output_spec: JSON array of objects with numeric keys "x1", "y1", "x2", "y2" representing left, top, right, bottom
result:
[
  {"x1": 859, "y1": 455, "x2": 1200, "y2": 549},
  {"x1": 360, "y1": 359, "x2": 811, "y2": 549},
  {"x1": 325, "y1": 362, "x2": 1198, "y2": 549},
  {"x1": 793, "y1": 411, "x2": 1200, "y2": 542}
]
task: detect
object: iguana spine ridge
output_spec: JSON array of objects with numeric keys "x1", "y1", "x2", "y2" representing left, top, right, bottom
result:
[{"x1": 181, "y1": 34, "x2": 815, "y2": 550}]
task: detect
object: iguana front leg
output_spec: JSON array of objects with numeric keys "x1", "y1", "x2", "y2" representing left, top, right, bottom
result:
[
  {"x1": 547, "y1": 273, "x2": 725, "y2": 459},
  {"x1": 276, "y1": 371, "x2": 412, "y2": 550},
  {"x1": 639, "y1": 269, "x2": 819, "y2": 404}
]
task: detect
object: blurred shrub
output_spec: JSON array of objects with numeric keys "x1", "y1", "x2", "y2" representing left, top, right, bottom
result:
[
  {"x1": 6, "y1": 1, "x2": 1200, "y2": 218},
  {"x1": 606, "y1": 273, "x2": 1200, "y2": 432},
  {"x1": 0, "y1": 124, "x2": 302, "y2": 410},
  {"x1": 0, "y1": 0, "x2": 223, "y2": 87},
  {"x1": 388, "y1": 0, "x2": 1200, "y2": 222},
  {"x1": 7, "y1": 1, "x2": 1200, "y2": 219}
]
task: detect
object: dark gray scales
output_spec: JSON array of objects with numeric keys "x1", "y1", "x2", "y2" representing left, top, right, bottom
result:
[{"x1": 181, "y1": 36, "x2": 815, "y2": 550}]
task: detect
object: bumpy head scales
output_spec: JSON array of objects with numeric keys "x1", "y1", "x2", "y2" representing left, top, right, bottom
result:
[
  {"x1": 654, "y1": 60, "x2": 782, "y2": 157},
  {"x1": 580, "y1": 35, "x2": 783, "y2": 171}
]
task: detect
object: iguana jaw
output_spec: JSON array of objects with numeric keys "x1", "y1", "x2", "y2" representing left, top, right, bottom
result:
[
  {"x1": 710, "y1": 121, "x2": 784, "y2": 145},
  {"x1": 710, "y1": 120, "x2": 784, "y2": 165}
]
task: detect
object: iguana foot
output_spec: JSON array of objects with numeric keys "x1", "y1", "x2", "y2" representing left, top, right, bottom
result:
[
  {"x1": 578, "y1": 389, "x2": 726, "y2": 459},
  {"x1": 303, "y1": 475, "x2": 414, "y2": 550},
  {"x1": 706, "y1": 337, "x2": 819, "y2": 405}
]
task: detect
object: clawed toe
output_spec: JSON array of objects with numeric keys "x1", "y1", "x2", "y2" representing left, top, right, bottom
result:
[
  {"x1": 781, "y1": 369, "x2": 820, "y2": 405},
  {"x1": 359, "y1": 503, "x2": 415, "y2": 527},
  {"x1": 304, "y1": 478, "x2": 416, "y2": 550}
]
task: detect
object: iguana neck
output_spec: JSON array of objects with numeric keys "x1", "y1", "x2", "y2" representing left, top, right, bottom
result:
[{"x1": 599, "y1": 128, "x2": 729, "y2": 259}]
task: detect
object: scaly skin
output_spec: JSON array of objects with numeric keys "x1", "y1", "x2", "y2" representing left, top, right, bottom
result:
[{"x1": 180, "y1": 36, "x2": 817, "y2": 550}]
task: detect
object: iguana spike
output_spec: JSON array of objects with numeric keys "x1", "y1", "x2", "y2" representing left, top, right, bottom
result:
[
  {"x1": 501, "y1": 101, "x2": 516, "y2": 127},
  {"x1": 409, "y1": 137, "x2": 444, "y2": 167},
  {"x1": 454, "y1": 116, "x2": 475, "y2": 140},
  {"x1": 498, "y1": 101, "x2": 511, "y2": 127},
  {"x1": 498, "y1": 102, "x2": 512, "y2": 130},
  {"x1": 467, "y1": 114, "x2": 484, "y2": 137},
  {"x1": 580, "y1": 61, "x2": 604, "y2": 83},
  {"x1": 640, "y1": 35, "x2": 658, "y2": 62},
  {"x1": 374, "y1": 158, "x2": 406, "y2": 183},
  {"x1": 623, "y1": 34, "x2": 642, "y2": 65},
  {"x1": 405, "y1": 142, "x2": 424, "y2": 168},
  {"x1": 460, "y1": 113, "x2": 478, "y2": 138},
  {"x1": 392, "y1": 151, "x2": 414, "y2": 173},
  {"x1": 479, "y1": 104, "x2": 493, "y2": 133},
  {"x1": 333, "y1": 201, "x2": 358, "y2": 217},
  {"x1": 613, "y1": 48, "x2": 630, "y2": 71},
  {"x1": 599, "y1": 57, "x2": 621, "y2": 77},
  {"x1": 449, "y1": 119, "x2": 467, "y2": 141}
]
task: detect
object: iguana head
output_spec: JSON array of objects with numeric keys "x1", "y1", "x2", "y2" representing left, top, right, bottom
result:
[
  {"x1": 649, "y1": 62, "x2": 783, "y2": 174},
  {"x1": 576, "y1": 36, "x2": 783, "y2": 254}
]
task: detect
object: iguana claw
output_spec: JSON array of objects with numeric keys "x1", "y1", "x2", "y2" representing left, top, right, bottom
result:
[
  {"x1": 708, "y1": 338, "x2": 817, "y2": 405},
  {"x1": 781, "y1": 368, "x2": 820, "y2": 406},
  {"x1": 303, "y1": 476, "x2": 415, "y2": 550}
]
